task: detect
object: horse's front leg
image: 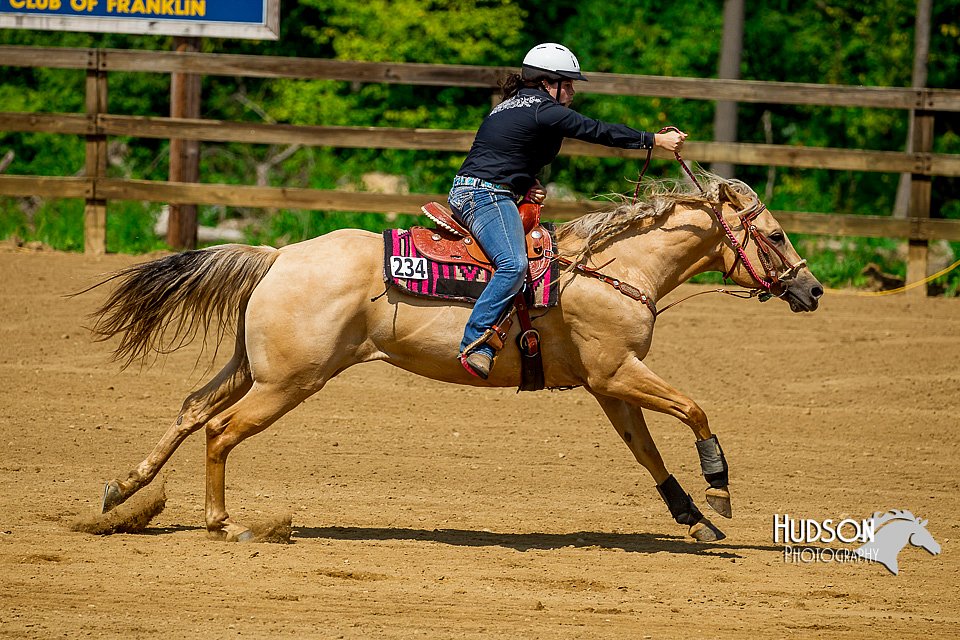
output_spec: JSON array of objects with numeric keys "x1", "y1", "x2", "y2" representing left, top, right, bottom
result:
[
  {"x1": 587, "y1": 358, "x2": 732, "y2": 521},
  {"x1": 591, "y1": 393, "x2": 725, "y2": 542}
]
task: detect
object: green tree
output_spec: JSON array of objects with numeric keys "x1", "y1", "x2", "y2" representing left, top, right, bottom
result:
[{"x1": 2, "y1": 0, "x2": 958, "y2": 258}]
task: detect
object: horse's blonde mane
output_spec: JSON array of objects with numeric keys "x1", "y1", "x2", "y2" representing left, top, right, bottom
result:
[{"x1": 556, "y1": 169, "x2": 762, "y2": 255}]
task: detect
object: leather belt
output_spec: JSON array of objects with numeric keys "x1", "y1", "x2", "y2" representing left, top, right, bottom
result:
[{"x1": 453, "y1": 175, "x2": 516, "y2": 194}]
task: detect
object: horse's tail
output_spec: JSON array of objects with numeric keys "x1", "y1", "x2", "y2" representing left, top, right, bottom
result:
[{"x1": 81, "y1": 244, "x2": 280, "y2": 368}]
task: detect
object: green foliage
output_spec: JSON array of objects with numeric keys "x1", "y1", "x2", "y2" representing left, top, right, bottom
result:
[
  {"x1": 0, "y1": 197, "x2": 166, "y2": 253},
  {"x1": 0, "y1": 131, "x2": 86, "y2": 177},
  {"x1": 0, "y1": 197, "x2": 85, "y2": 251},
  {"x1": 794, "y1": 235, "x2": 906, "y2": 288},
  {"x1": 1, "y1": 0, "x2": 958, "y2": 293},
  {"x1": 106, "y1": 202, "x2": 169, "y2": 254},
  {"x1": 300, "y1": 0, "x2": 525, "y2": 64}
]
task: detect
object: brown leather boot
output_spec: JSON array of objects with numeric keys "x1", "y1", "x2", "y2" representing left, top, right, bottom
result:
[{"x1": 460, "y1": 351, "x2": 493, "y2": 379}]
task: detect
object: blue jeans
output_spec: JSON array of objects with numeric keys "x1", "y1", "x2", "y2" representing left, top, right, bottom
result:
[{"x1": 448, "y1": 184, "x2": 528, "y2": 358}]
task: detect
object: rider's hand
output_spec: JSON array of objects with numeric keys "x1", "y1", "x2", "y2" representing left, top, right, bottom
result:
[
  {"x1": 654, "y1": 130, "x2": 688, "y2": 153},
  {"x1": 526, "y1": 180, "x2": 547, "y2": 204}
]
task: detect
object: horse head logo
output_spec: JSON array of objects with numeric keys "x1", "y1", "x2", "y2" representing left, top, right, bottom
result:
[{"x1": 854, "y1": 510, "x2": 941, "y2": 575}]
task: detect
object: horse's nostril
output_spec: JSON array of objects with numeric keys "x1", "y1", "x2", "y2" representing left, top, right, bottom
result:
[{"x1": 811, "y1": 285, "x2": 824, "y2": 299}]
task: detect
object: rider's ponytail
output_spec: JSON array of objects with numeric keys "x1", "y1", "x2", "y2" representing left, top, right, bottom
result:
[
  {"x1": 500, "y1": 72, "x2": 552, "y2": 101},
  {"x1": 500, "y1": 73, "x2": 524, "y2": 100}
]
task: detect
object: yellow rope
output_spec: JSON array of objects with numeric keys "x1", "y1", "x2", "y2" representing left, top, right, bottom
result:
[{"x1": 825, "y1": 257, "x2": 960, "y2": 297}]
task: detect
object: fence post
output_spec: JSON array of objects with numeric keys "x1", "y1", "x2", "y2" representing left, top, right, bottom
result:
[
  {"x1": 167, "y1": 37, "x2": 202, "y2": 250},
  {"x1": 83, "y1": 49, "x2": 108, "y2": 255},
  {"x1": 906, "y1": 97, "x2": 934, "y2": 298}
]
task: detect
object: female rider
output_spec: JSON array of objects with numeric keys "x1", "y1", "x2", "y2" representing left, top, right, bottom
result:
[{"x1": 450, "y1": 43, "x2": 687, "y2": 379}]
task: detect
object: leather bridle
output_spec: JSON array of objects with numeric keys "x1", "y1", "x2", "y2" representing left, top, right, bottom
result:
[
  {"x1": 720, "y1": 201, "x2": 807, "y2": 297},
  {"x1": 554, "y1": 126, "x2": 810, "y2": 316},
  {"x1": 638, "y1": 126, "x2": 807, "y2": 298}
]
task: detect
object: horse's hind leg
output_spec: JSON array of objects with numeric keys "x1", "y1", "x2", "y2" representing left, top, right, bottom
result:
[
  {"x1": 202, "y1": 382, "x2": 311, "y2": 541},
  {"x1": 591, "y1": 393, "x2": 725, "y2": 542},
  {"x1": 102, "y1": 339, "x2": 252, "y2": 513}
]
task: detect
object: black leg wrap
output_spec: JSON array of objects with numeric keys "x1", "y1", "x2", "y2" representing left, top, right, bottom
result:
[
  {"x1": 696, "y1": 435, "x2": 729, "y2": 489},
  {"x1": 657, "y1": 474, "x2": 703, "y2": 526}
]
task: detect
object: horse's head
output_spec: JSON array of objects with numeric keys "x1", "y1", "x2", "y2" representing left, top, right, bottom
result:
[{"x1": 715, "y1": 181, "x2": 823, "y2": 312}]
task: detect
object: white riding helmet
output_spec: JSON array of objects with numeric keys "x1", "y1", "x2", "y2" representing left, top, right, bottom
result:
[{"x1": 521, "y1": 43, "x2": 588, "y2": 81}]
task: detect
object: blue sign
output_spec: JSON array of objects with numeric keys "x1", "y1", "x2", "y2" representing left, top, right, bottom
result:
[
  {"x1": 0, "y1": 0, "x2": 279, "y2": 39},
  {"x1": 2, "y1": 0, "x2": 261, "y2": 23}
]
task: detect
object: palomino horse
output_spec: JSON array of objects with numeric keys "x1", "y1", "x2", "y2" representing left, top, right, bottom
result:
[{"x1": 88, "y1": 172, "x2": 822, "y2": 542}]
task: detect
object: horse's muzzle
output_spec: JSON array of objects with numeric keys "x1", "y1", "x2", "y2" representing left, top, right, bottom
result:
[{"x1": 782, "y1": 272, "x2": 824, "y2": 312}]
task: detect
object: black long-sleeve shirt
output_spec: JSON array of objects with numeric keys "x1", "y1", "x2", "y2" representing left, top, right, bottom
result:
[{"x1": 457, "y1": 87, "x2": 655, "y2": 195}]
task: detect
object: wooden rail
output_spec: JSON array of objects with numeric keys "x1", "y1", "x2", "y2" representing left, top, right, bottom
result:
[
  {"x1": 1, "y1": 45, "x2": 959, "y2": 294},
  {"x1": 4, "y1": 46, "x2": 960, "y2": 110},
  {"x1": 93, "y1": 115, "x2": 958, "y2": 175},
  {"x1": 4, "y1": 175, "x2": 959, "y2": 243},
  {"x1": 5, "y1": 112, "x2": 959, "y2": 176}
]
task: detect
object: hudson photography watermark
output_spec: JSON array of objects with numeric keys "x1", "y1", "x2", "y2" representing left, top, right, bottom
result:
[{"x1": 773, "y1": 509, "x2": 941, "y2": 575}]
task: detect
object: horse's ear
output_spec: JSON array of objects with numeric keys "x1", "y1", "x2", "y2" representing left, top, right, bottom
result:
[
  {"x1": 718, "y1": 182, "x2": 746, "y2": 209},
  {"x1": 717, "y1": 182, "x2": 733, "y2": 203},
  {"x1": 920, "y1": 519, "x2": 928, "y2": 527}
]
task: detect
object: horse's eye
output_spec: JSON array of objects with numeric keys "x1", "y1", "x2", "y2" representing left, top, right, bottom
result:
[{"x1": 769, "y1": 231, "x2": 785, "y2": 244}]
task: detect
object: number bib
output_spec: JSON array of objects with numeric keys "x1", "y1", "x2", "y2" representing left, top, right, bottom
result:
[{"x1": 389, "y1": 256, "x2": 428, "y2": 280}]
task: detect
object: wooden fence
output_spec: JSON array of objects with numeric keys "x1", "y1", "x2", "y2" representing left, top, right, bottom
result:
[{"x1": 2, "y1": 45, "x2": 960, "y2": 295}]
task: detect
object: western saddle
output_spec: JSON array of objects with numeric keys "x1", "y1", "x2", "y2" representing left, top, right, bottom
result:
[
  {"x1": 415, "y1": 200, "x2": 550, "y2": 391},
  {"x1": 416, "y1": 201, "x2": 553, "y2": 280}
]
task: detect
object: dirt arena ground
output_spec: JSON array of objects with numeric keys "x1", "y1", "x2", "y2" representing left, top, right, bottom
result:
[{"x1": 0, "y1": 246, "x2": 957, "y2": 639}]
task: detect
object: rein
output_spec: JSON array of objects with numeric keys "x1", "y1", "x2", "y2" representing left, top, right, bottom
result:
[{"x1": 552, "y1": 254, "x2": 764, "y2": 318}]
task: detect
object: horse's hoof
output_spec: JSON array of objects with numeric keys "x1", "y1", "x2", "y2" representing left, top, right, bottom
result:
[
  {"x1": 689, "y1": 517, "x2": 726, "y2": 542},
  {"x1": 223, "y1": 522, "x2": 255, "y2": 542},
  {"x1": 705, "y1": 486, "x2": 732, "y2": 519},
  {"x1": 228, "y1": 529, "x2": 255, "y2": 543},
  {"x1": 101, "y1": 480, "x2": 124, "y2": 514},
  {"x1": 206, "y1": 528, "x2": 253, "y2": 542}
]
